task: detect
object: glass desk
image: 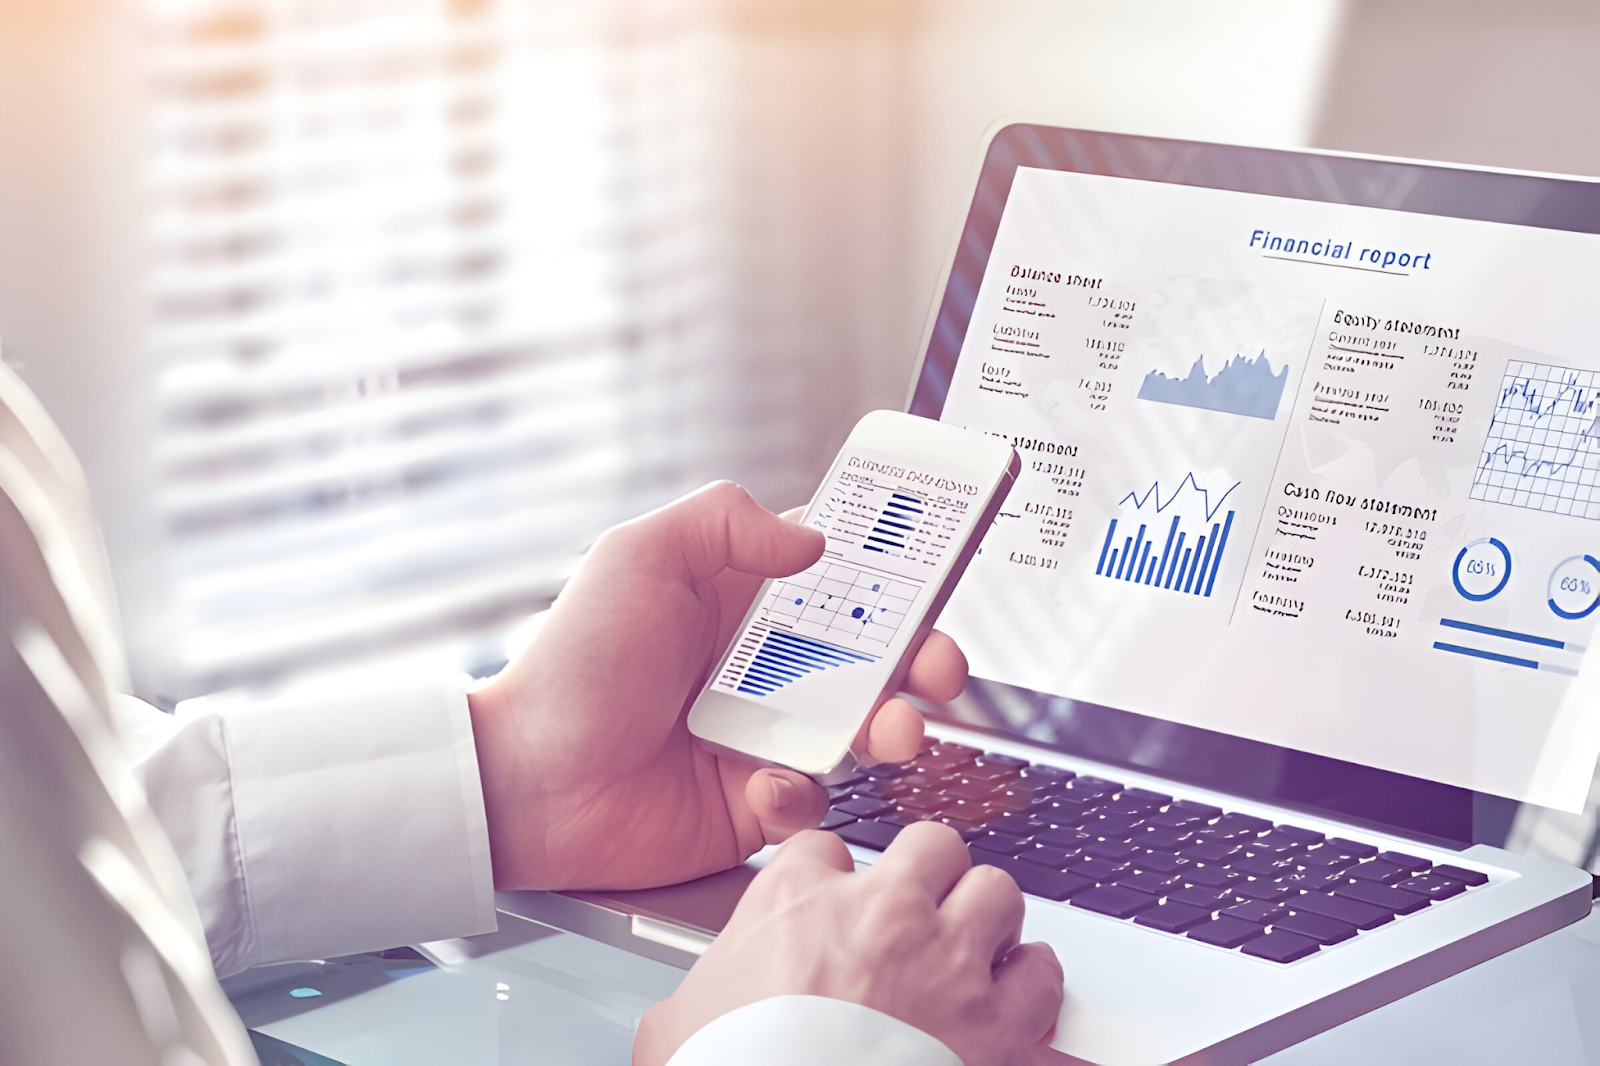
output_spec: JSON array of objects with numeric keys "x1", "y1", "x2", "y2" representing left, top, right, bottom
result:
[{"x1": 228, "y1": 901, "x2": 1600, "y2": 1065}]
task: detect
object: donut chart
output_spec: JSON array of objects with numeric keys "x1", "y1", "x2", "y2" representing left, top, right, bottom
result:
[
  {"x1": 1548, "y1": 555, "x2": 1600, "y2": 620},
  {"x1": 1452, "y1": 538, "x2": 1512, "y2": 602}
]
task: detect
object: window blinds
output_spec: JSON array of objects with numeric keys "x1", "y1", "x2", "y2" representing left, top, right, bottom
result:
[{"x1": 138, "y1": 0, "x2": 732, "y2": 696}]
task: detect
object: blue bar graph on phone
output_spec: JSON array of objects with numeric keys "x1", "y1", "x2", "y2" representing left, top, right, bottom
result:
[{"x1": 731, "y1": 626, "x2": 879, "y2": 696}]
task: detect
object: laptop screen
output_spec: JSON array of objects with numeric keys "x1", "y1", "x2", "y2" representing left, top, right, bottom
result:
[{"x1": 910, "y1": 126, "x2": 1600, "y2": 846}]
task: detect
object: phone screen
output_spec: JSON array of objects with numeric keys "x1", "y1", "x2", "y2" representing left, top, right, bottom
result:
[{"x1": 707, "y1": 445, "x2": 989, "y2": 732}]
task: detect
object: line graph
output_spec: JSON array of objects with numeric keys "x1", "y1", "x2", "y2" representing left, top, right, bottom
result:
[
  {"x1": 1118, "y1": 472, "x2": 1240, "y2": 522},
  {"x1": 1470, "y1": 361, "x2": 1600, "y2": 519},
  {"x1": 1096, "y1": 473, "x2": 1240, "y2": 597}
]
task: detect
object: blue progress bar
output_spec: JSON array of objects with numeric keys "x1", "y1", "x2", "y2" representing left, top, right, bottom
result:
[
  {"x1": 1432, "y1": 642, "x2": 1537, "y2": 670},
  {"x1": 736, "y1": 630, "x2": 877, "y2": 695},
  {"x1": 1439, "y1": 618, "x2": 1567, "y2": 649}
]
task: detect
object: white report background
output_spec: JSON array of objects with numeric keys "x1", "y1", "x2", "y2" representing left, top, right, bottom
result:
[{"x1": 938, "y1": 165, "x2": 1600, "y2": 810}]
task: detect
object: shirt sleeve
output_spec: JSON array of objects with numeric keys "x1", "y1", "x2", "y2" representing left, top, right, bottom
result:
[
  {"x1": 665, "y1": 995, "x2": 962, "y2": 1066},
  {"x1": 119, "y1": 680, "x2": 497, "y2": 978}
]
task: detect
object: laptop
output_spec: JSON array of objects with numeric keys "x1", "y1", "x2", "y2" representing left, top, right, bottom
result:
[{"x1": 497, "y1": 126, "x2": 1598, "y2": 1064}]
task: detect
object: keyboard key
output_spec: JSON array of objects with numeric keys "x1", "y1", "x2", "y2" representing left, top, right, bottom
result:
[
  {"x1": 1064, "y1": 777, "x2": 1122, "y2": 800},
  {"x1": 991, "y1": 810, "x2": 1052, "y2": 835},
  {"x1": 962, "y1": 763, "x2": 1024, "y2": 783},
  {"x1": 1193, "y1": 825, "x2": 1260, "y2": 844},
  {"x1": 1300, "y1": 847, "x2": 1359, "y2": 871},
  {"x1": 989, "y1": 858, "x2": 1097, "y2": 902},
  {"x1": 1274, "y1": 910, "x2": 1358, "y2": 945},
  {"x1": 1396, "y1": 874, "x2": 1467, "y2": 901},
  {"x1": 1188, "y1": 916, "x2": 1265, "y2": 948},
  {"x1": 1137, "y1": 851, "x2": 1189, "y2": 875},
  {"x1": 879, "y1": 809, "x2": 925, "y2": 828},
  {"x1": 1071, "y1": 885, "x2": 1161, "y2": 919},
  {"x1": 1241, "y1": 930, "x2": 1320, "y2": 963},
  {"x1": 836, "y1": 819, "x2": 901, "y2": 850},
  {"x1": 1083, "y1": 813, "x2": 1145, "y2": 838},
  {"x1": 942, "y1": 779, "x2": 1002, "y2": 802},
  {"x1": 1180, "y1": 841, "x2": 1241, "y2": 863},
  {"x1": 1292, "y1": 892, "x2": 1394, "y2": 930},
  {"x1": 1333, "y1": 880, "x2": 1429, "y2": 915},
  {"x1": 1251, "y1": 832, "x2": 1312, "y2": 854},
  {"x1": 820, "y1": 809, "x2": 857, "y2": 830},
  {"x1": 939, "y1": 819, "x2": 988, "y2": 840},
  {"x1": 1235, "y1": 881, "x2": 1294, "y2": 903},
  {"x1": 970, "y1": 833, "x2": 1031, "y2": 857},
  {"x1": 1171, "y1": 800, "x2": 1223, "y2": 820},
  {"x1": 1214, "y1": 813, "x2": 1273, "y2": 835},
  {"x1": 1273, "y1": 825, "x2": 1326, "y2": 845},
  {"x1": 861, "y1": 763, "x2": 914, "y2": 779},
  {"x1": 1380, "y1": 851, "x2": 1431, "y2": 873},
  {"x1": 1123, "y1": 788, "x2": 1174, "y2": 807},
  {"x1": 993, "y1": 783, "x2": 1059, "y2": 809},
  {"x1": 1185, "y1": 866, "x2": 1243, "y2": 889},
  {"x1": 1275, "y1": 869, "x2": 1351, "y2": 893},
  {"x1": 1101, "y1": 797, "x2": 1162, "y2": 817},
  {"x1": 1068, "y1": 857, "x2": 1125, "y2": 882},
  {"x1": 897, "y1": 791, "x2": 951, "y2": 813},
  {"x1": 1134, "y1": 901, "x2": 1214, "y2": 933},
  {"x1": 1146, "y1": 809, "x2": 1204, "y2": 829},
  {"x1": 1168, "y1": 885, "x2": 1234, "y2": 909},
  {"x1": 1136, "y1": 828, "x2": 1194, "y2": 851},
  {"x1": 943, "y1": 799, "x2": 1002, "y2": 824},
  {"x1": 1327, "y1": 837, "x2": 1379, "y2": 859},
  {"x1": 834, "y1": 797, "x2": 894, "y2": 818},
  {"x1": 1020, "y1": 846, "x2": 1078, "y2": 870},
  {"x1": 1231, "y1": 853, "x2": 1298, "y2": 879},
  {"x1": 1115, "y1": 870, "x2": 1182, "y2": 897},
  {"x1": 1221, "y1": 900, "x2": 1287, "y2": 924},
  {"x1": 1021, "y1": 765, "x2": 1075, "y2": 784},
  {"x1": 1349, "y1": 860, "x2": 1408, "y2": 885},
  {"x1": 1432, "y1": 864, "x2": 1489, "y2": 887},
  {"x1": 1037, "y1": 798, "x2": 1097, "y2": 826},
  {"x1": 916, "y1": 750, "x2": 978, "y2": 771},
  {"x1": 978, "y1": 753, "x2": 1031, "y2": 767},
  {"x1": 1084, "y1": 839, "x2": 1140, "y2": 862},
  {"x1": 1035, "y1": 826, "x2": 1096, "y2": 850},
  {"x1": 827, "y1": 783, "x2": 859, "y2": 800},
  {"x1": 935, "y1": 742, "x2": 983, "y2": 758}
]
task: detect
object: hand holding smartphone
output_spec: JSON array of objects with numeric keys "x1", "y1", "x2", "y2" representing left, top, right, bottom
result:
[{"x1": 688, "y1": 410, "x2": 1019, "y2": 775}]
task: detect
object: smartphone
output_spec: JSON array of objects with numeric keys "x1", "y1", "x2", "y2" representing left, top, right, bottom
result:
[{"x1": 688, "y1": 410, "x2": 1020, "y2": 775}]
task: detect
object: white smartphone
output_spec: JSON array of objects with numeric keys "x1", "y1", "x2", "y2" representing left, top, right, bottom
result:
[{"x1": 688, "y1": 410, "x2": 1020, "y2": 775}]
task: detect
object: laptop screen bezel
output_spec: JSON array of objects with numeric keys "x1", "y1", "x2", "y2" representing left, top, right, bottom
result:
[{"x1": 906, "y1": 124, "x2": 1600, "y2": 848}]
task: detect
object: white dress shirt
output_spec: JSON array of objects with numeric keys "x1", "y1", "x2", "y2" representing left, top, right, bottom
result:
[
  {"x1": 0, "y1": 360, "x2": 951, "y2": 1064},
  {"x1": 122, "y1": 678, "x2": 958, "y2": 1063}
]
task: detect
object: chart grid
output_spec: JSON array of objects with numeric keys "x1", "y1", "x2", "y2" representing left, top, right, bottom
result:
[{"x1": 1470, "y1": 360, "x2": 1600, "y2": 519}]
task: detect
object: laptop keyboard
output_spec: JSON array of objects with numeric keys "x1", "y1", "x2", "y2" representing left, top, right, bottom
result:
[{"x1": 824, "y1": 739, "x2": 1491, "y2": 964}]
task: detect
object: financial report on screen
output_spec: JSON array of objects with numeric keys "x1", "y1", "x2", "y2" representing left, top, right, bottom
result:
[{"x1": 938, "y1": 165, "x2": 1600, "y2": 806}]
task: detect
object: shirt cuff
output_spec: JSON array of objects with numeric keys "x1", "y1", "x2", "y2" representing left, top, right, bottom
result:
[
  {"x1": 666, "y1": 995, "x2": 962, "y2": 1066},
  {"x1": 218, "y1": 679, "x2": 496, "y2": 969}
]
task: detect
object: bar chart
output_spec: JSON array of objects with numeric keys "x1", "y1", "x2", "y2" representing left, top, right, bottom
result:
[
  {"x1": 1095, "y1": 474, "x2": 1239, "y2": 598},
  {"x1": 721, "y1": 623, "x2": 878, "y2": 697}
]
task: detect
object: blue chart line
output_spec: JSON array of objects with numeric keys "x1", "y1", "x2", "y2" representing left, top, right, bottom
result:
[
  {"x1": 1432, "y1": 642, "x2": 1538, "y2": 671},
  {"x1": 1118, "y1": 472, "x2": 1239, "y2": 522},
  {"x1": 1137, "y1": 352, "x2": 1288, "y2": 421},
  {"x1": 864, "y1": 493, "x2": 924, "y2": 555},
  {"x1": 735, "y1": 628, "x2": 877, "y2": 696},
  {"x1": 1438, "y1": 617, "x2": 1568, "y2": 650}
]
